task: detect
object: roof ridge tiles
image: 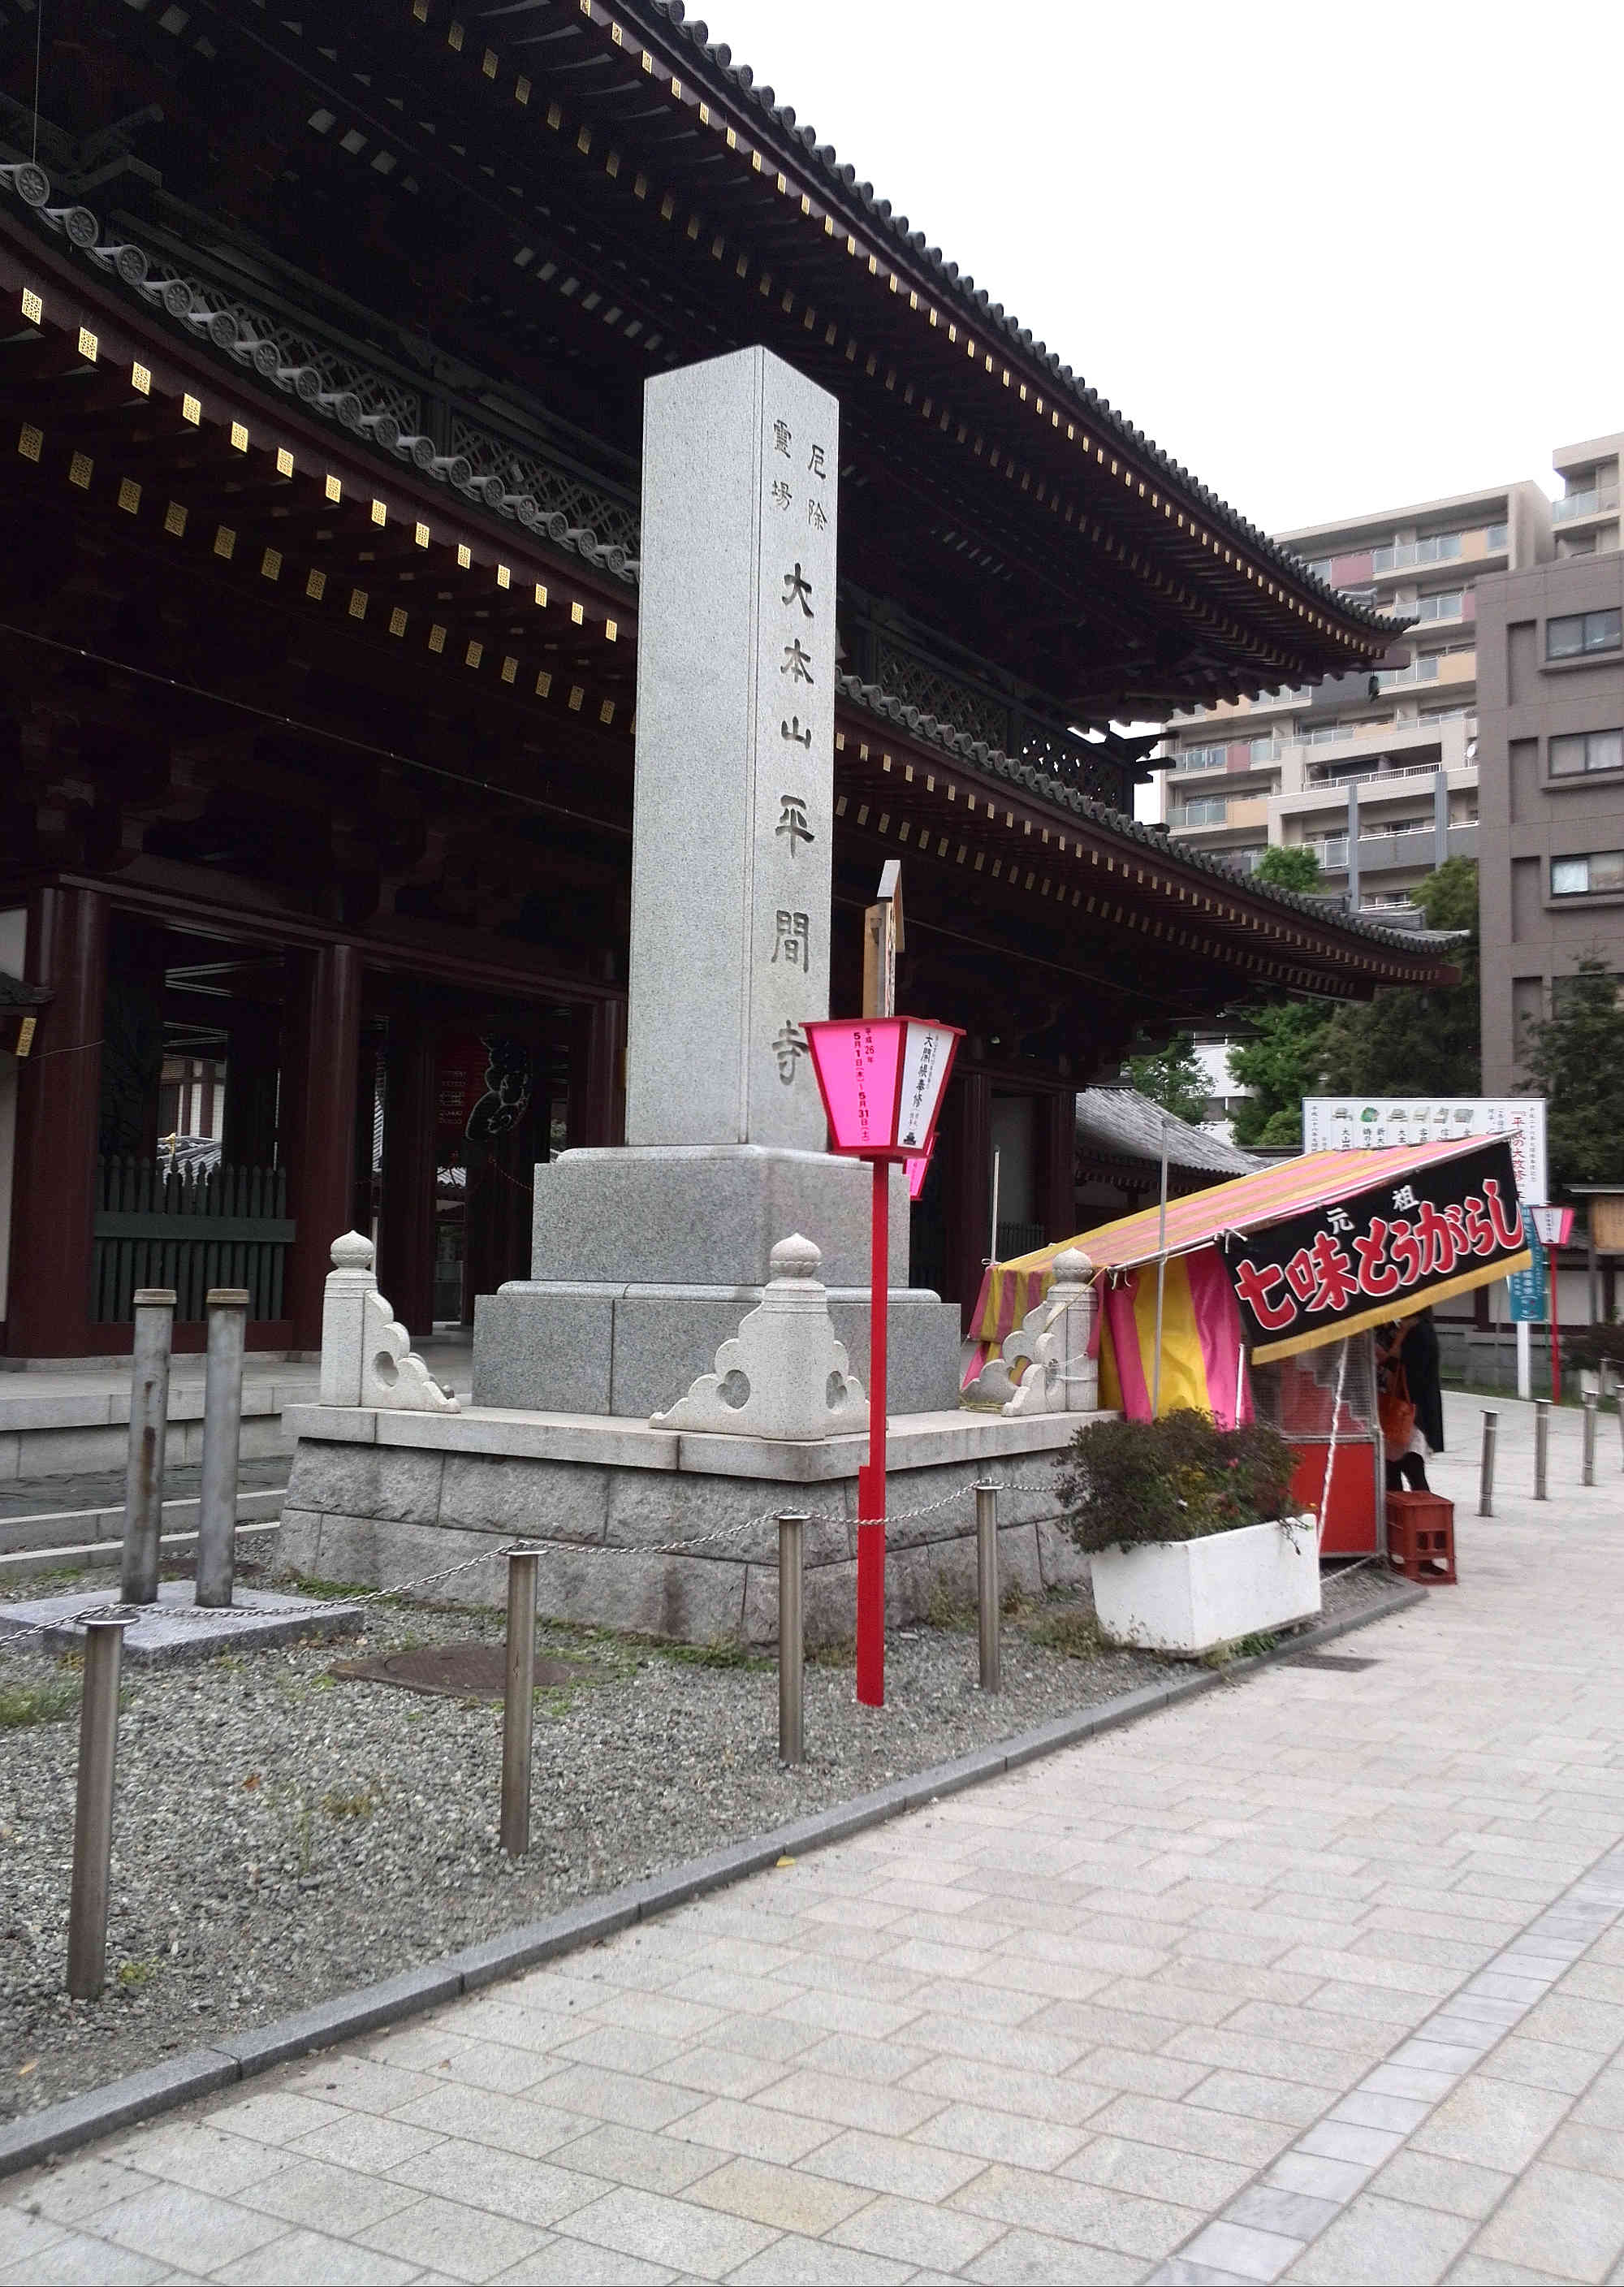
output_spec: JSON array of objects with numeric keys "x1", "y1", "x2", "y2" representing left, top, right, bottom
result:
[
  {"x1": 833, "y1": 670, "x2": 1435, "y2": 956},
  {"x1": 0, "y1": 174, "x2": 642, "y2": 593}
]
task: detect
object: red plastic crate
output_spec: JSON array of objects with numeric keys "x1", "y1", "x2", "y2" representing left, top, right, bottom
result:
[{"x1": 1386, "y1": 1489, "x2": 1456, "y2": 1584}]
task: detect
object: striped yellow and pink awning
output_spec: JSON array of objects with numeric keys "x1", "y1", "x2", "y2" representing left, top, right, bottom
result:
[{"x1": 968, "y1": 1135, "x2": 1527, "y2": 1388}]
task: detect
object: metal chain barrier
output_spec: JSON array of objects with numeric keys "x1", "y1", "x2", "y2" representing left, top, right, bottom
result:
[
  {"x1": 0, "y1": 1485, "x2": 978, "y2": 1649},
  {"x1": 0, "y1": 1282, "x2": 1013, "y2": 1991}
]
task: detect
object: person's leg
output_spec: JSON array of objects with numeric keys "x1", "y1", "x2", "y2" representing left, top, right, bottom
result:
[{"x1": 1400, "y1": 1452, "x2": 1430, "y2": 1493}]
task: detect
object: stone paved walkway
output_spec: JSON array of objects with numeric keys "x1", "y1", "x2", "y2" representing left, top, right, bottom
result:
[{"x1": 3, "y1": 1390, "x2": 1622, "y2": 2286}]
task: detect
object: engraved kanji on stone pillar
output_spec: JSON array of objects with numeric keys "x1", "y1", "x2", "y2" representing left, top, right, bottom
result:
[{"x1": 626, "y1": 347, "x2": 840, "y2": 1152}]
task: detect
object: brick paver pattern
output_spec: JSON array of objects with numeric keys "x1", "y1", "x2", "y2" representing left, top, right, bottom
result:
[{"x1": 4, "y1": 1390, "x2": 1623, "y2": 2286}]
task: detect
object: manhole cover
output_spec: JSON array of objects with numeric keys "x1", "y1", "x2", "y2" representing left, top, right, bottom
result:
[
  {"x1": 1289, "y1": 1651, "x2": 1377, "y2": 1672},
  {"x1": 330, "y1": 1643, "x2": 605, "y2": 1701}
]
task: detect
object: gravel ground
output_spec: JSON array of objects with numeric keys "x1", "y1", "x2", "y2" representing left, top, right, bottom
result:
[{"x1": 1, "y1": 1556, "x2": 1402, "y2": 2123}]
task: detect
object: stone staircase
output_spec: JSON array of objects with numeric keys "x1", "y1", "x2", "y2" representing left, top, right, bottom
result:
[{"x1": 0, "y1": 1459, "x2": 287, "y2": 1584}]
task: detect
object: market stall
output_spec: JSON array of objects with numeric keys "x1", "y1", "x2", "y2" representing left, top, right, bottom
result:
[{"x1": 966, "y1": 1134, "x2": 1531, "y2": 1555}]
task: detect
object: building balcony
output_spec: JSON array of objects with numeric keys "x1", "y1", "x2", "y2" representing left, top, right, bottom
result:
[
  {"x1": 1298, "y1": 759, "x2": 1464, "y2": 806},
  {"x1": 1168, "y1": 794, "x2": 1271, "y2": 833},
  {"x1": 1553, "y1": 483, "x2": 1620, "y2": 525},
  {"x1": 1278, "y1": 715, "x2": 1475, "y2": 795},
  {"x1": 1164, "y1": 738, "x2": 1283, "y2": 779},
  {"x1": 1371, "y1": 525, "x2": 1508, "y2": 574},
  {"x1": 1312, "y1": 822, "x2": 1479, "y2": 879}
]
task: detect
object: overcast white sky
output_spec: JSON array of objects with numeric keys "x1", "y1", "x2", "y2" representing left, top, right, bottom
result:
[{"x1": 697, "y1": 0, "x2": 1623, "y2": 537}]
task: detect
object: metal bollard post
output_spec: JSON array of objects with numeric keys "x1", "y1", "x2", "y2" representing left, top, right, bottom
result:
[
  {"x1": 1478, "y1": 1409, "x2": 1498, "y2": 1519},
  {"x1": 1534, "y1": 1400, "x2": 1548, "y2": 1502},
  {"x1": 119, "y1": 1290, "x2": 175, "y2": 1606},
  {"x1": 195, "y1": 1289, "x2": 249, "y2": 1608},
  {"x1": 777, "y1": 1512, "x2": 806, "y2": 1766},
  {"x1": 975, "y1": 1482, "x2": 1002, "y2": 1693},
  {"x1": 1583, "y1": 1394, "x2": 1597, "y2": 1487},
  {"x1": 67, "y1": 1617, "x2": 130, "y2": 2000},
  {"x1": 499, "y1": 1549, "x2": 538, "y2": 1857}
]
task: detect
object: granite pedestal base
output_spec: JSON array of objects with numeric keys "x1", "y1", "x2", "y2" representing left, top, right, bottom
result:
[
  {"x1": 475, "y1": 1286, "x2": 961, "y2": 1419},
  {"x1": 276, "y1": 1403, "x2": 1099, "y2": 1649},
  {"x1": 476, "y1": 1144, "x2": 961, "y2": 1417}
]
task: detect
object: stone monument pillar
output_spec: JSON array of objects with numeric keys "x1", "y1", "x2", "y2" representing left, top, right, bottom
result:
[
  {"x1": 627, "y1": 348, "x2": 836, "y2": 1152},
  {"x1": 474, "y1": 346, "x2": 961, "y2": 1420}
]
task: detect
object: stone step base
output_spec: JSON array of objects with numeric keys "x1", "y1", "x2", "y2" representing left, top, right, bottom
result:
[
  {"x1": 0, "y1": 1482, "x2": 286, "y2": 1557},
  {"x1": 0, "y1": 1517, "x2": 279, "y2": 1585}
]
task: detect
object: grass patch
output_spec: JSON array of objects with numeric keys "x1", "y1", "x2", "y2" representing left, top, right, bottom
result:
[
  {"x1": 1025, "y1": 1603, "x2": 1105, "y2": 1661},
  {"x1": 115, "y1": 1959, "x2": 156, "y2": 1992},
  {"x1": 1202, "y1": 1629, "x2": 1281, "y2": 1669},
  {"x1": 321, "y1": 1783, "x2": 381, "y2": 1820},
  {"x1": 807, "y1": 1634, "x2": 855, "y2": 1668},
  {"x1": 0, "y1": 1671, "x2": 80, "y2": 1727},
  {"x1": 292, "y1": 1576, "x2": 377, "y2": 1602},
  {"x1": 658, "y1": 1635, "x2": 771, "y2": 1672},
  {"x1": 924, "y1": 1579, "x2": 977, "y2": 1632}
]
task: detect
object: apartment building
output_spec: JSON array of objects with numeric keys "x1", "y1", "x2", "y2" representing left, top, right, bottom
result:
[
  {"x1": 1477, "y1": 545, "x2": 1624, "y2": 1092},
  {"x1": 1160, "y1": 478, "x2": 1554, "y2": 910}
]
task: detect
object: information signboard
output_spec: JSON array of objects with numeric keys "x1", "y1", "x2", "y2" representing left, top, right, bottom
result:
[{"x1": 1302, "y1": 1097, "x2": 1547, "y2": 1207}]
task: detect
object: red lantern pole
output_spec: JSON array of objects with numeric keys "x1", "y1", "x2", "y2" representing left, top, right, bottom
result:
[
  {"x1": 800, "y1": 1015, "x2": 963, "y2": 1719},
  {"x1": 857, "y1": 1155, "x2": 888, "y2": 1706},
  {"x1": 1548, "y1": 1252, "x2": 1561, "y2": 1403}
]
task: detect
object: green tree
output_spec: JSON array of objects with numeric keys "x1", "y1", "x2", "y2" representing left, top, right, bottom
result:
[
  {"x1": 1125, "y1": 1032, "x2": 1209, "y2": 1127},
  {"x1": 1522, "y1": 955, "x2": 1624, "y2": 1197},
  {"x1": 1318, "y1": 858, "x2": 1480, "y2": 1096},
  {"x1": 1227, "y1": 1001, "x2": 1333, "y2": 1148},
  {"x1": 1412, "y1": 855, "x2": 1479, "y2": 935},
  {"x1": 1254, "y1": 845, "x2": 1324, "y2": 894}
]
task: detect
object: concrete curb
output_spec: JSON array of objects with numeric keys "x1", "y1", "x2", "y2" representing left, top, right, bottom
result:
[{"x1": 0, "y1": 1577, "x2": 1426, "y2": 2181}]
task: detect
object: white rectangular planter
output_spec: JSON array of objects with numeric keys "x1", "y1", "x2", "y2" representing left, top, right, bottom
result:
[{"x1": 1090, "y1": 1515, "x2": 1321, "y2": 1657}]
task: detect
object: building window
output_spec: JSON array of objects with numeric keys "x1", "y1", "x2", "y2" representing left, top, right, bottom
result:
[
  {"x1": 1549, "y1": 728, "x2": 1624, "y2": 777},
  {"x1": 1179, "y1": 743, "x2": 1227, "y2": 772},
  {"x1": 1485, "y1": 523, "x2": 1509, "y2": 551},
  {"x1": 1552, "y1": 851, "x2": 1624, "y2": 897},
  {"x1": 1180, "y1": 797, "x2": 1229, "y2": 825},
  {"x1": 1547, "y1": 607, "x2": 1623, "y2": 660},
  {"x1": 1416, "y1": 590, "x2": 1464, "y2": 621}
]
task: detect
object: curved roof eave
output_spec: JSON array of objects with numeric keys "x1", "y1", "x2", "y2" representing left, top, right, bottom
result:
[
  {"x1": 628, "y1": 0, "x2": 1401, "y2": 649},
  {"x1": 835, "y1": 672, "x2": 1453, "y2": 962}
]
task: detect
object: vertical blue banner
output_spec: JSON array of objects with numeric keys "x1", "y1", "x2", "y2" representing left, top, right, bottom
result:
[{"x1": 1506, "y1": 1208, "x2": 1548, "y2": 1324}]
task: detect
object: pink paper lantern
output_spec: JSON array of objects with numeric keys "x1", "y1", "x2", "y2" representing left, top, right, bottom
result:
[
  {"x1": 802, "y1": 1018, "x2": 963, "y2": 1163},
  {"x1": 906, "y1": 1150, "x2": 931, "y2": 1202}
]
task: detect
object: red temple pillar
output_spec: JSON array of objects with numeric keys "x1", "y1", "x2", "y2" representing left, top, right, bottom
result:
[
  {"x1": 568, "y1": 996, "x2": 626, "y2": 1148},
  {"x1": 283, "y1": 944, "x2": 361, "y2": 1350},
  {"x1": 1039, "y1": 1087, "x2": 1078, "y2": 1250},
  {"x1": 5, "y1": 885, "x2": 107, "y2": 1358},
  {"x1": 942, "y1": 1066, "x2": 992, "y2": 1329},
  {"x1": 377, "y1": 1024, "x2": 438, "y2": 1337}
]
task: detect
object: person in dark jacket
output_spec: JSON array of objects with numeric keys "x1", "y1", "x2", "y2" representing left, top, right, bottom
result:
[{"x1": 1378, "y1": 1306, "x2": 1445, "y2": 1491}]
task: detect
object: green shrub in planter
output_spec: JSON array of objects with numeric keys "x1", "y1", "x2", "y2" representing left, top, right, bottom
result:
[{"x1": 1056, "y1": 1407, "x2": 1298, "y2": 1555}]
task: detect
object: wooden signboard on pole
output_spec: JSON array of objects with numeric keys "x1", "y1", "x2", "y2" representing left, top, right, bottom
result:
[{"x1": 862, "y1": 861, "x2": 902, "y2": 1020}]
